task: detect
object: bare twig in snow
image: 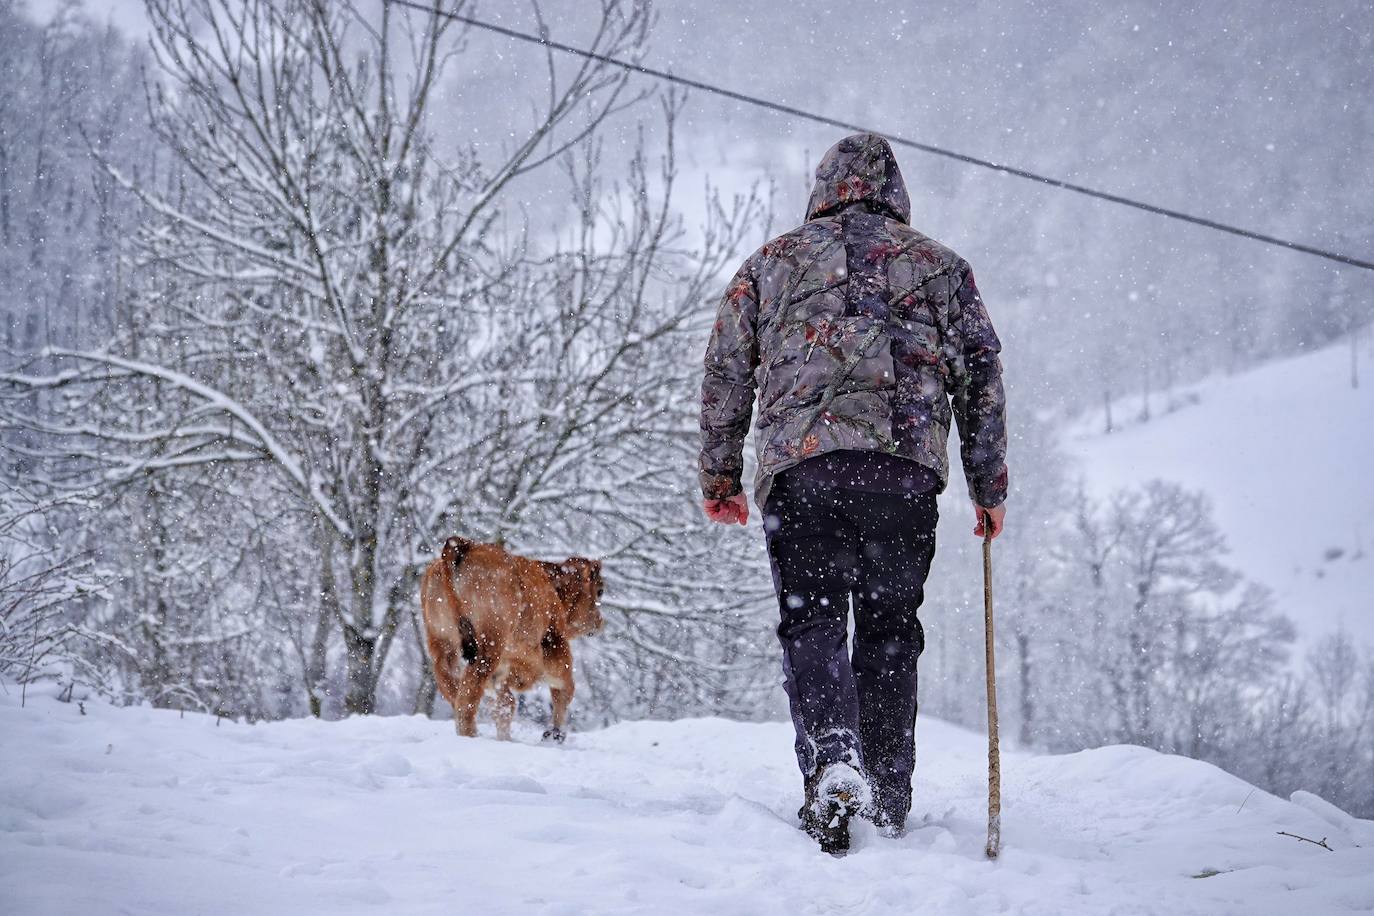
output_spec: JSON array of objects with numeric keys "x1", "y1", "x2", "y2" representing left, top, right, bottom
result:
[{"x1": 1276, "y1": 831, "x2": 1334, "y2": 852}]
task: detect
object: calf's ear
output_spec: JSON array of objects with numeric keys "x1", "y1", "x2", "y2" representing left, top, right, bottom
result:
[
  {"x1": 573, "y1": 557, "x2": 602, "y2": 593},
  {"x1": 543, "y1": 561, "x2": 576, "y2": 608}
]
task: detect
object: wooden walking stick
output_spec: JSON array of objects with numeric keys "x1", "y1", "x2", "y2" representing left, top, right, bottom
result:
[{"x1": 982, "y1": 511, "x2": 1002, "y2": 859}]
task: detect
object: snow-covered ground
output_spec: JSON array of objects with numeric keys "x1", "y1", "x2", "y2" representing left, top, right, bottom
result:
[
  {"x1": 3, "y1": 688, "x2": 1372, "y2": 915},
  {"x1": 1067, "y1": 339, "x2": 1374, "y2": 652}
]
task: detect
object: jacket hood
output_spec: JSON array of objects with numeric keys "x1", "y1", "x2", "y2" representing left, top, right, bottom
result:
[{"x1": 805, "y1": 133, "x2": 911, "y2": 224}]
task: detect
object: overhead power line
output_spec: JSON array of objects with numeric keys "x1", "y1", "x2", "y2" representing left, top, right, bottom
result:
[{"x1": 386, "y1": 0, "x2": 1373, "y2": 273}]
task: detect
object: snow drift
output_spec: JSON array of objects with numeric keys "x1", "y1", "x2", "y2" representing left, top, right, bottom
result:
[{"x1": 3, "y1": 688, "x2": 1372, "y2": 915}]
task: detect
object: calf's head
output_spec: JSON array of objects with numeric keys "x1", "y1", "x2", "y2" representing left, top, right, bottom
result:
[{"x1": 550, "y1": 557, "x2": 605, "y2": 638}]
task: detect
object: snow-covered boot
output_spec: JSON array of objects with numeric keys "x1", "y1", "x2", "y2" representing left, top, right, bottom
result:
[
  {"x1": 871, "y1": 804, "x2": 908, "y2": 839},
  {"x1": 798, "y1": 762, "x2": 873, "y2": 856},
  {"x1": 869, "y1": 784, "x2": 911, "y2": 838}
]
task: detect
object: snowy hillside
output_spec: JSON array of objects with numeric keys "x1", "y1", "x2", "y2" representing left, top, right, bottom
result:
[
  {"x1": 1067, "y1": 339, "x2": 1374, "y2": 651},
  {"x1": 3, "y1": 689, "x2": 1372, "y2": 915}
]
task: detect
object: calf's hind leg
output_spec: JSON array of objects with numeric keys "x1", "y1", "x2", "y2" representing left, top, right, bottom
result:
[
  {"x1": 542, "y1": 642, "x2": 575, "y2": 744},
  {"x1": 429, "y1": 637, "x2": 475, "y2": 737},
  {"x1": 492, "y1": 680, "x2": 517, "y2": 741},
  {"x1": 450, "y1": 664, "x2": 489, "y2": 738}
]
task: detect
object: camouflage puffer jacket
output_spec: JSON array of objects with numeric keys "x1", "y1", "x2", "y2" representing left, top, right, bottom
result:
[{"x1": 699, "y1": 133, "x2": 1008, "y2": 510}]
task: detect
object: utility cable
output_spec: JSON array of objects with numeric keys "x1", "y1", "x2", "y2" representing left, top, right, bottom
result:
[{"x1": 385, "y1": 0, "x2": 1374, "y2": 272}]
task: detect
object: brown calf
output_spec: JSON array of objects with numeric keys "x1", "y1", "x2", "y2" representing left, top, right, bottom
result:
[{"x1": 419, "y1": 537, "x2": 604, "y2": 742}]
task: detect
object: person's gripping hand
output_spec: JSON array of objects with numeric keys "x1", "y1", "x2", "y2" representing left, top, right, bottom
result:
[
  {"x1": 704, "y1": 493, "x2": 749, "y2": 526},
  {"x1": 973, "y1": 502, "x2": 1005, "y2": 539}
]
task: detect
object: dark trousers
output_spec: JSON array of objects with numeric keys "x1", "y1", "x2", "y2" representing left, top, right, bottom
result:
[{"x1": 763, "y1": 472, "x2": 938, "y2": 818}]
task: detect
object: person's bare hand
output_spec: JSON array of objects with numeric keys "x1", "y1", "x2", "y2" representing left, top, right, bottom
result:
[
  {"x1": 704, "y1": 493, "x2": 749, "y2": 526},
  {"x1": 973, "y1": 502, "x2": 1005, "y2": 539}
]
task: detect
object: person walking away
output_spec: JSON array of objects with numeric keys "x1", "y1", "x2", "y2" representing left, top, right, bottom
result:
[{"x1": 698, "y1": 133, "x2": 1008, "y2": 855}]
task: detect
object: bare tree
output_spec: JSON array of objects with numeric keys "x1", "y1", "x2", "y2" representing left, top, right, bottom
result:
[
  {"x1": 0, "y1": 484, "x2": 99, "y2": 698},
  {"x1": 2, "y1": 0, "x2": 658, "y2": 714},
  {"x1": 1308, "y1": 629, "x2": 1361, "y2": 800},
  {"x1": 2, "y1": 0, "x2": 773, "y2": 719}
]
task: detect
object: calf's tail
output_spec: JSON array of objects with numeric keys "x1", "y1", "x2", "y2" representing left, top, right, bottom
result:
[
  {"x1": 442, "y1": 535, "x2": 474, "y2": 572},
  {"x1": 457, "y1": 616, "x2": 479, "y2": 663}
]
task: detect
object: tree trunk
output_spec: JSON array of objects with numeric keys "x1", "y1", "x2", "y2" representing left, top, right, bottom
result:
[
  {"x1": 1138, "y1": 365, "x2": 1151, "y2": 423},
  {"x1": 305, "y1": 602, "x2": 331, "y2": 718},
  {"x1": 1128, "y1": 626, "x2": 1151, "y2": 745},
  {"x1": 306, "y1": 526, "x2": 343, "y2": 717},
  {"x1": 414, "y1": 660, "x2": 437, "y2": 717},
  {"x1": 342, "y1": 459, "x2": 383, "y2": 715},
  {"x1": 1017, "y1": 631, "x2": 1033, "y2": 747},
  {"x1": 140, "y1": 481, "x2": 174, "y2": 705},
  {"x1": 342, "y1": 624, "x2": 377, "y2": 716},
  {"x1": 411, "y1": 610, "x2": 437, "y2": 716},
  {"x1": 1352, "y1": 321, "x2": 1360, "y2": 390}
]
